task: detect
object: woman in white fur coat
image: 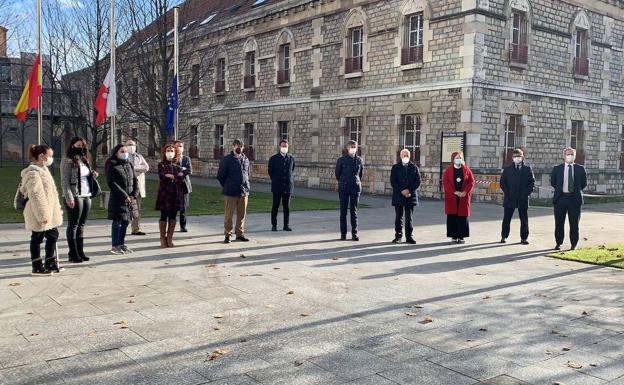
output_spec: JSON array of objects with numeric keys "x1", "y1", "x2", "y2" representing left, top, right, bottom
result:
[{"x1": 20, "y1": 144, "x2": 64, "y2": 275}]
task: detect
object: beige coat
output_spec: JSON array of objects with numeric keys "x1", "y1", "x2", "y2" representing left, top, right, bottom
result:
[{"x1": 20, "y1": 164, "x2": 63, "y2": 232}]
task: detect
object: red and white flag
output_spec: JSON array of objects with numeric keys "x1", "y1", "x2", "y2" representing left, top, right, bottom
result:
[{"x1": 94, "y1": 67, "x2": 117, "y2": 125}]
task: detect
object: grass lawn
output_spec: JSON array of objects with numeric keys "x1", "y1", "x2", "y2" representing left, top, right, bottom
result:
[
  {"x1": 0, "y1": 162, "x2": 340, "y2": 223},
  {"x1": 548, "y1": 244, "x2": 624, "y2": 269},
  {"x1": 532, "y1": 196, "x2": 624, "y2": 207}
]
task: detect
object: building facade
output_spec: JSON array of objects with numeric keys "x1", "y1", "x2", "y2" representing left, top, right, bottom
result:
[{"x1": 128, "y1": 0, "x2": 624, "y2": 198}]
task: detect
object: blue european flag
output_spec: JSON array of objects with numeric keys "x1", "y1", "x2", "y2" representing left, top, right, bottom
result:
[{"x1": 166, "y1": 75, "x2": 178, "y2": 136}]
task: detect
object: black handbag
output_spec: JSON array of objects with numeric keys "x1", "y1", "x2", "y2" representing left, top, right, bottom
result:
[
  {"x1": 14, "y1": 184, "x2": 28, "y2": 212},
  {"x1": 90, "y1": 177, "x2": 102, "y2": 198}
]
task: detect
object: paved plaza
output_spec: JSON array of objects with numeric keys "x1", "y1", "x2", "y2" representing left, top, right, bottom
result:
[{"x1": 1, "y1": 190, "x2": 623, "y2": 385}]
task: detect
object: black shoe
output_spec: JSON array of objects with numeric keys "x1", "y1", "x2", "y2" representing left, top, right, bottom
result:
[
  {"x1": 457, "y1": 239, "x2": 466, "y2": 244},
  {"x1": 235, "y1": 236, "x2": 250, "y2": 242},
  {"x1": 392, "y1": 236, "x2": 402, "y2": 244},
  {"x1": 341, "y1": 234, "x2": 347, "y2": 241},
  {"x1": 405, "y1": 238, "x2": 416, "y2": 245},
  {"x1": 31, "y1": 260, "x2": 52, "y2": 276},
  {"x1": 554, "y1": 244, "x2": 561, "y2": 250},
  {"x1": 224, "y1": 236, "x2": 231, "y2": 244},
  {"x1": 179, "y1": 228, "x2": 188, "y2": 233},
  {"x1": 500, "y1": 238, "x2": 507, "y2": 244},
  {"x1": 45, "y1": 258, "x2": 64, "y2": 274},
  {"x1": 271, "y1": 225, "x2": 277, "y2": 232},
  {"x1": 131, "y1": 231, "x2": 146, "y2": 236},
  {"x1": 76, "y1": 238, "x2": 89, "y2": 261},
  {"x1": 570, "y1": 245, "x2": 577, "y2": 251},
  {"x1": 521, "y1": 239, "x2": 529, "y2": 245},
  {"x1": 352, "y1": 236, "x2": 359, "y2": 242},
  {"x1": 68, "y1": 256, "x2": 83, "y2": 264},
  {"x1": 283, "y1": 226, "x2": 292, "y2": 232}
]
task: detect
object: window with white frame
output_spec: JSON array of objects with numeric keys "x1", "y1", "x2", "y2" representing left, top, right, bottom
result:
[
  {"x1": 346, "y1": 27, "x2": 363, "y2": 74},
  {"x1": 214, "y1": 124, "x2": 224, "y2": 159},
  {"x1": 244, "y1": 123, "x2": 255, "y2": 160},
  {"x1": 504, "y1": 115, "x2": 524, "y2": 165},
  {"x1": 278, "y1": 121, "x2": 288, "y2": 141},
  {"x1": 400, "y1": 114, "x2": 421, "y2": 163},
  {"x1": 215, "y1": 58, "x2": 226, "y2": 93},
  {"x1": 278, "y1": 44, "x2": 290, "y2": 85},
  {"x1": 402, "y1": 13, "x2": 424, "y2": 65},
  {"x1": 510, "y1": 11, "x2": 529, "y2": 64},
  {"x1": 244, "y1": 51, "x2": 256, "y2": 89}
]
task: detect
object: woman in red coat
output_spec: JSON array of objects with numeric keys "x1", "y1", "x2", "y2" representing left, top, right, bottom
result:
[{"x1": 443, "y1": 151, "x2": 475, "y2": 244}]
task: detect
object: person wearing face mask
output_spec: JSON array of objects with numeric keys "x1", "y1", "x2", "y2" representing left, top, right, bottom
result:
[
  {"x1": 60, "y1": 137, "x2": 99, "y2": 263},
  {"x1": 499, "y1": 149, "x2": 535, "y2": 245},
  {"x1": 126, "y1": 139, "x2": 150, "y2": 236},
  {"x1": 268, "y1": 139, "x2": 296, "y2": 232},
  {"x1": 443, "y1": 151, "x2": 475, "y2": 244},
  {"x1": 155, "y1": 144, "x2": 186, "y2": 248},
  {"x1": 174, "y1": 140, "x2": 193, "y2": 232},
  {"x1": 217, "y1": 139, "x2": 251, "y2": 244},
  {"x1": 105, "y1": 145, "x2": 139, "y2": 255},
  {"x1": 550, "y1": 147, "x2": 587, "y2": 250},
  {"x1": 19, "y1": 144, "x2": 64, "y2": 275},
  {"x1": 390, "y1": 149, "x2": 421, "y2": 244},
  {"x1": 335, "y1": 140, "x2": 364, "y2": 241}
]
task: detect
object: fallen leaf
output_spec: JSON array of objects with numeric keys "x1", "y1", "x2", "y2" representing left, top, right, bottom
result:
[
  {"x1": 250, "y1": 273, "x2": 263, "y2": 277},
  {"x1": 294, "y1": 360, "x2": 304, "y2": 366},
  {"x1": 405, "y1": 312, "x2": 418, "y2": 317},
  {"x1": 483, "y1": 295, "x2": 492, "y2": 299},
  {"x1": 562, "y1": 347, "x2": 571, "y2": 351},
  {"x1": 567, "y1": 361, "x2": 582, "y2": 369},
  {"x1": 129, "y1": 295, "x2": 136, "y2": 298},
  {"x1": 207, "y1": 264, "x2": 218, "y2": 268},
  {"x1": 553, "y1": 382, "x2": 567, "y2": 385},
  {"x1": 475, "y1": 273, "x2": 487, "y2": 276},
  {"x1": 406, "y1": 304, "x2": 424, "y2": 309},
  {"x1": 466, "y1": 339, "x2": 475, "y2": 342},
  {"x1": 545, "y1": 350, "x2": 553, "y2": 355},
  {"x1": 213, "y1": 327, "x2": 221, "y2": 331},
  {"x1": 581, "y1": 311, "x2": 590, "y2": 316},
  {"x1": 29, "y1": 333, "x2": 39, "y2": 337},
  {"x1": 479, "y1": 328, "x2": 487, "y2": 332},
  {"x1": 286, "y1": 290, "x2": 294, "y2": 295},
  {"x1": 240, "y1": 274, "x2": 249, "y2": 277},
  {"x1": 213, "y1": 314, "x2": 225, "y2": 319},
  {"x1": 207, "y1": 348, "x2": 229, "y2": 361},
  {"x1": 26, "y1": 312, "x2": 34, "y2": 315},
  {"x1": 300, "y1": 313, "x2": 310, "y2": 317},
  {"x1": 332, "y1": 257, "x2": 339, "y2": 261},
  {"x1": 240, "y1": 254, "x2": 246, "y2": 258},
  {"x1": 127, "y1": 300, "x2": 136, "y2": 304},
  {"x1": 421, "y1": 315, "x2": 433, "y2": 324},
  {"x1": 8, "y1": 282, "x2": 21, "y2": 287},
  {"x1": 273, "y1": 267, "x2": 281, "y2": 270},
  {"x1": 113, "y1": 320, "x2": 129, "y2": 329},
  {"x1": 589, "y1": 363, "x2": 598, "y2": 367},
  {"x1": 265, "y1": 304, "x2": 274, "y2": 308}
]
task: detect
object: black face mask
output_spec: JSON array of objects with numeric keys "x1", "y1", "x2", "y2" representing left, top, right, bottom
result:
[
  {"x1": 70, "y1": 147, "x2": 87, "y2": 157},
  {"x1": 234, "y1": 148, "x2": 242, "y2": 155}
]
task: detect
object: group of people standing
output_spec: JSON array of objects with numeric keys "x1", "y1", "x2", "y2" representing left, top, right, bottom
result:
[{"x1": 17, "y1": 134, "x2": 587, "y2": 276}]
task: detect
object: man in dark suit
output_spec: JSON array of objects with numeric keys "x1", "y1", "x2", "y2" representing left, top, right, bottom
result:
[
  {"x1": 268, "y1": 139, "x2": 295, "y2": 232},
  {"x1": 174, "y1": 140, "x2": 193, "y2": 232},
  {"x1": 500, "y1": 149, "x2": 535, "y2": 245},
  {"x1": 390, "y1": 149, "x2": 421, "y2": 244},
  {"x1": 335, "y1": 140, "x2": 364, "y2": 241},
  {"x1": 550, "y1": 147, "x2": 587, "y2": 250}
]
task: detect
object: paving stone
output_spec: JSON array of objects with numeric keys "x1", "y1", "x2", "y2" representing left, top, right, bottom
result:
[
  {"x1": 508, "y1": 362, "x2": 608, "y2": 385},
  {"x1": 0, "y1": 362, "x2": 65, "y2": 385},
  {"x1": 379, "y1": 361, "x2": 478, "y2": 385},
  {"x1": 345, "y1": 374, "x2": 399, "y2": 384},
  {"x1": 477, "y1": 375, "x2": 529, "y2": 385},
  {"x1": 352, "y1": 333, "x2": 442, "y2": 363},
  {"x1": 66, "y1": 328, "x2": 147, "y2": 353},
  {"x1": 310, "y1": 348, "x2": 397, "y2": 381},
  {"x1": 248, "y1": 361, "x2": 343, "y2": 385},
  {"x1": 207, "y1": 375, "x2": 262, "y2": 385},
  {"x1": 429, "y1": 348, "x2": 524, "y2": 381}
]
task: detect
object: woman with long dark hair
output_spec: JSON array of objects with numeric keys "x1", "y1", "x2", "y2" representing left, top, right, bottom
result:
[
  {"x1": 155, "y1": 144, "x2": 185, "y2": 248},
  {"x1": 19, "y1": 144, "x2": 64, "y2": 275},
  {"x1": 60, "y1": 137, "x2": 99, "y2": 263},
  {"x1": 105, "y1": 144, "x2": 139, "y2": 255},
  {"x1": 443, "y1": 151, "x2": 475, "y2": 244}
]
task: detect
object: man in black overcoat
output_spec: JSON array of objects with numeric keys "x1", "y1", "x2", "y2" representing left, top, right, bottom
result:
[
  {"x1": 391, "y1": 149, "x2": 421, "y2": 244},
  {"x1": 500, "y1": 148, "x2": 535, "y2": 245},
  {"x1": 268, "y1": 139, "x2": 295, "y2": 231}
]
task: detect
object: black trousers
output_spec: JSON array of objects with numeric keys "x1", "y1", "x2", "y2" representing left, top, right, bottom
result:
[
  {"x1": 66, "y1": 197, "x2": 91, "y2": 256},
  {"x1": 31, "y1": 228, "x2": 59, "y2": 262},
  {"x1": 501, "y1": 207, "x2": 529, "y2": 240},
  {"x1": 271, "y1": 192, "x2": 291, "y2": 226},
  {"x1": 554, "y1": 195, "x2": 582, "y2": 247},
  {"x1": 394, "y1": 205, "x2": 414, "y2": 238},
  {"x1": 179, "y1": 194, "x2": 189, "y2": 229},
  {"x1": 339, "y1": 192, "x2": 360, "y2": 236}
]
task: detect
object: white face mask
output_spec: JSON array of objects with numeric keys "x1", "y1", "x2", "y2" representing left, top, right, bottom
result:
[
  {"x1": 127, "y1": 146, "x2": 136, "y2": 154},
  {"x1": 280, "y1": 147, "x2": 288, "y2": 155},
  {"x1": 165, "y1": 152, "x2": 175, "y2": 160},
  {"x1": 44, "y1": 157, "x2": 54, "y2": 167},
  {"x1": 565, "y1": 155, "x2": 575, "y2": 164},
  {"x1": 512, "y1": 157, "x2": 522, "y2": 164},
  {"x1": 348, "y1": 148, "x2": 357, "y2": 156},
  {"x1": 401, "y1": 157, "x2": 410, "y2": 165}
]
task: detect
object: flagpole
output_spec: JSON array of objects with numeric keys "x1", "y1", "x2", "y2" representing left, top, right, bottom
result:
[
  {"x1": 173, "y1": 6, "x2": 179, "y2": 140},
  {"x1": 109, "y1": 0, "x2": 116, "y2": 150},
  {"x1": 36, "y1": 0, "x2": 42, "y2": 145}
]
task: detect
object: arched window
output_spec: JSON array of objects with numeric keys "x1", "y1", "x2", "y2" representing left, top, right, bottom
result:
[
  {"x1": 275, "y1": 29, "x2": 295, "y2": 86},
  {"x1": 397, "y1": 0, "x2": 432, "y2": 68},
  {"x1": 214, "y1": 47, "x2": 228, "y2": 94},
  {"x1": 506, "y1": 0, "x2": 532, "y2": 67},
  {"x1": 242, "y1": 38, "x2": 259, "y2": 90},
  {"x1": 342, "y1": 8, "x2": 369, "y2": 77},
  {"x1": 571, "y1": 10, "x2": 591, "y2": 77}
]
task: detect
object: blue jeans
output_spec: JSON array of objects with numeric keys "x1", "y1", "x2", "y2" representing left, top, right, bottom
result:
[
  {"x1": 339, "y1": 192, "x2": 360, "y2": 237},
  {"x1": 111, "y1": 220, "x2": 129, "y2": 247}
]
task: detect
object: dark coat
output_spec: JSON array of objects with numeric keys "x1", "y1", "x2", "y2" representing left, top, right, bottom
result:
[
  {"x1": 442, "y1": 164, "x2": 475, "y2": 217},
  {"x1": 390, "y1": 162, "x2": 421, "y2": 207},
  {"x1": 155, "y1": 161, "x2": 186, "y2": 212},
  {"x1": 106, "y1": 157, "x2": 139, "y2": 221},
  {"x1": 500, "y1": 163, "x2": 535, "y2": 209},
  {"x1": 335, "y1": 154, "x2": 363, "y2": 194},
  {"x1": 268, "y1": 153, "x2": 295, "y2": 194},
  {"x1": 550, "y1": 163, "x2": 587, "y2": 205},
  {"x1": 178, "y1": 155, "x2": 193, "y2": 194},
  {"x1": 217, "y1": 152, "x2": 250, "y2": 197}
]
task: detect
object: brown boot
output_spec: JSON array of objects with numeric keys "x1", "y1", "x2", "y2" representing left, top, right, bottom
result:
[
  {"x1": 159, "y1": 221, "x2": 167, "y2": 248},
  {"x1": 166, "y1": 219, "x2": 176, "y2": 248}
]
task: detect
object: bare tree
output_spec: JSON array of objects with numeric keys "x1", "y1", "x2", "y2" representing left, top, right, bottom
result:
[{"x1": 116, "y1": 0, "x2": 212, "y2": 154}]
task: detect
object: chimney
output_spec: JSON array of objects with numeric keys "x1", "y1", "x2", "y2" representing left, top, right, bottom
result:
[{"x1": 0, "y1": 26, "x2": 7, "y2": 58}]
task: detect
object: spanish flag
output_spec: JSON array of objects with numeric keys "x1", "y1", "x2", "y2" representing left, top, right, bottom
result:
[{"x1": 14, "y1": 55, "x2": 42, "y2": 122}]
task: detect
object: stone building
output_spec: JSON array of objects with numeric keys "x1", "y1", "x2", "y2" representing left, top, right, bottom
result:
[{"x1": 124, "y1": 0, "x2": 624, "y2": 198}]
